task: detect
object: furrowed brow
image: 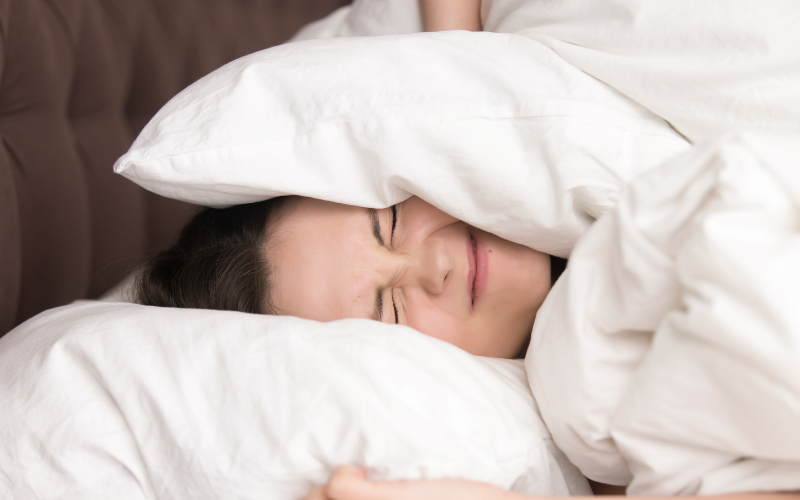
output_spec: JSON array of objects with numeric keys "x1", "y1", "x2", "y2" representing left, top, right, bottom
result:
[
  {"x1": 366, "y1": 208, "x2": 387, "y2": 323},
  {"x1": 368, "y1": 208, "x2": 385, "y2": 247}
]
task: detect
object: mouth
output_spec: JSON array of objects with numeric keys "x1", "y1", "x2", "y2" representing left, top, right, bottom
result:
[{"x1": 467, "y1": 231, "x2": 488, "y2": 309}]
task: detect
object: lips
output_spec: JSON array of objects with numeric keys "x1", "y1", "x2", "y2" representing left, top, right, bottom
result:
[
  {"x1": 467, "y1": 235, "x2": 477, "y2": 306},
  {"x1": 467, "y1": 231, "x2": 488, "y2": 308}
]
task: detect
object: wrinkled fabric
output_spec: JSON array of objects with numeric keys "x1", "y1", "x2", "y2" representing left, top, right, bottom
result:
[
  {"x1": 528, "y1": 132, "x2": 800, "y2": 495},
  {"x1": 484, "y1": 0, "x2": 800, "y2": 142},
  {"x1": 0, "y1": 302, "x2": 590, "y2": 499},
  {"x1": 115, "y1": 29, "x2": 688, "y2": 258}
]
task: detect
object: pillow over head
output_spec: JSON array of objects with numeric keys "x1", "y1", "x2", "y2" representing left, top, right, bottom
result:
[
  {"x1": 0, "y1": 301, "x2": 590, "y2": 499},
  {"x1": 115, "y1": 30, "x2": 689, "y2": 257}
]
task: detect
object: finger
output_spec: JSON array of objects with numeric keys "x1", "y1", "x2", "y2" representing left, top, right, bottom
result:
[
  {"x1": 329, "y1": 466, "x2": 368, "y2": 483},
  {"x1": 304, "y1": 485, "x2": 328, "y2": 500},
  {"x1": 326, "y1": 466, "x2": 378, "y2": 500},
  {"x1": 339, "y1": 465, "x2": 368, "y2": 480}
]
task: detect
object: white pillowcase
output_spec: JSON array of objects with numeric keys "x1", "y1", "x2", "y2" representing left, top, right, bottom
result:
[
  {"x1": 115, "y1": 30, "x2": 689, "y2": 257},
  {"x1": 0, "y1": 301, "x2": 590, "y2": 499}
]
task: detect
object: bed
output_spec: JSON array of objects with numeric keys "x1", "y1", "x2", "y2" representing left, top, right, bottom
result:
[{"x1": 2, "y1": 0, "x2": 800, "y2": 498}]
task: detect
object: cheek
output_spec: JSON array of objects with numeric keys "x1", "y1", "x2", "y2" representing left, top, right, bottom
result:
[
  {"x1": 404, "y1": 295, "x2": 507, "y2": 357},
  {"x1": 404, "y1": 298, "x2": 468, "y2": 349},
  {"x1": 488, "y1": 242, "x2": 550, "y2": 304},
  {"x1": 401, "y1": 240, "x2": 550, "y2": 358}
]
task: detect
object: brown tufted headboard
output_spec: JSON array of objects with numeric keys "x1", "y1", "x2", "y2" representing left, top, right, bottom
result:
[{"x1": 0, "y1": 0, "x2": 349, "y2": 335}]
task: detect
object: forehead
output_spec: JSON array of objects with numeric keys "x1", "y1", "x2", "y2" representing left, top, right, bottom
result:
[{"x1": 267, "y1": 198, "x2": 376, "y2": 322}]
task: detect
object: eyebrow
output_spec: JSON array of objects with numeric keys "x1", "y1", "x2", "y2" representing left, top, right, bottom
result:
[
  {"x1": 367, "y1": 208, "x2": 386, "y2": 322},
  {"x1": 368, "y1": 208, "x2": 385, "y2": 247}
]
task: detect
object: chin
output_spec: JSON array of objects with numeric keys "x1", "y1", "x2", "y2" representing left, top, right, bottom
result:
[{"x1": 478, "y1": 320, "x2": 533, "y2": 358}]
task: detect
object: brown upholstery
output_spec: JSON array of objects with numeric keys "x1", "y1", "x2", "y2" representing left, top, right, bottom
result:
[{"x1": 0, "y1": 0, "x2": 349, "y2": 335}]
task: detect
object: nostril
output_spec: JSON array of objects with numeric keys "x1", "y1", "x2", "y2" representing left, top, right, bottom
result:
[{"x1": 444, "y1": 271, "x2": 450, "y2": 283}]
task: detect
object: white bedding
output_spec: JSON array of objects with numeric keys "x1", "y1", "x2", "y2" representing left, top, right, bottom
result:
[
  {"x1": 478, "y1": 1, "x2": 800, "y2": 493},
  {"x1": 5, "y1": 1, "x2": 800, "y2": 498},
  {"x1": 294, "y1": 0, "x2": 800, "y2": 142},
  {"x1": 115, "y1": 14, "x2": 688, "y2": 259},
  {"x1": 528, "y1": 131, "x2": 800, "y2": 495},
  {"x1": 484, "y1": 0, "x2": 800, "y2": 142},
  {"x1": 296, "y1": 1, "x2": 800, "y2": 494},
  {"x1": 0, "y1": 302, "x2": 589, "y2": 499}
]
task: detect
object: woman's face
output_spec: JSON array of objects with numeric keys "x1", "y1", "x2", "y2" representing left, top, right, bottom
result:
[{"x1": 267, "y1": 196, "x2": 551, "y2": 358}]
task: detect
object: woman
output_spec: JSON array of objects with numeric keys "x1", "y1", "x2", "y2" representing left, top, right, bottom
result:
[
  {"x1": 137, "y1": 0, "x2": 536, "y2": 359},
  {"x1": 137, "y1": 195, "x2": 556, "y2": 359}
]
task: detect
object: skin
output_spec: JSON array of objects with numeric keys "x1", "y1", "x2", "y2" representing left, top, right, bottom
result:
[
  {"x1": 267, "y1": 196, "x2": 551, "y2": 359},
  {"x1": 421, "y1": 0, "x2": 482, "y2": 31}
]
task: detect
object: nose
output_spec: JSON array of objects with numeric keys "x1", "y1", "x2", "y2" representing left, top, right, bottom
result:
[{"x1": 407, "y1": 237, "x2": 452, "y2": 296}]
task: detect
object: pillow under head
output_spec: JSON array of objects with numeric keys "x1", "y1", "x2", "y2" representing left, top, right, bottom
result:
[{"x1": 0, "y1": 301, "x2": 590, "y2": 499}]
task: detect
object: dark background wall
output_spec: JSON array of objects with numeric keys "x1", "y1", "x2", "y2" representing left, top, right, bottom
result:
[{"x1": 0, "y1": 0, "x2": 350, "y2": 335}]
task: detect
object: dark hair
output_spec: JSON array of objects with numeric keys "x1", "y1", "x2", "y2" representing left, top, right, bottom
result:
[
  {"x1": 135, "y1": 197, "x2": 291, "y2": 314},
  {"x1": 550, "y1": 256, "x2": 567, "y2": 287}
]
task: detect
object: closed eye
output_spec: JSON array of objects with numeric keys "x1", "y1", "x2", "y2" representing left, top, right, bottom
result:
[
  {"x1": 392, "y1": 289, "x2": 399, "y2": 324},
  {"x1": 390, "y1": 205, "x2": 397, "y2": 246},
  {"x1": 390, "y1": 205, "x2": 399, "y2": 323},
  {"x1": 369, "y1": 206, "x2": 401, "y2": 324}
]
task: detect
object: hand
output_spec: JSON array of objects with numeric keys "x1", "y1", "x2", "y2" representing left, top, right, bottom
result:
[{"x1": 303, "y1": 466, "x2": 518, "y2": 500}]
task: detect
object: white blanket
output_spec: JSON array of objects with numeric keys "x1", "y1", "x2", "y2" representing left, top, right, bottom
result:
[
  {"x1": 484, "y1": 0, "x2": 800, "y2": 142},
  {"x1": 297, "y1": 0, "x2": 800, "y2": 143},
  {"x1": 528, "y1": 131, "x2": 800, "y2": 496}
]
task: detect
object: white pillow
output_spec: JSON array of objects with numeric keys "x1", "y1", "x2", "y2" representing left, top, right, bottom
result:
[
  {"x1": 0, "y1": 301, "x2": 589, "y2": 499},
  {"x1": 115, "y1": 30, "x2": 689, "y2": 257}
]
